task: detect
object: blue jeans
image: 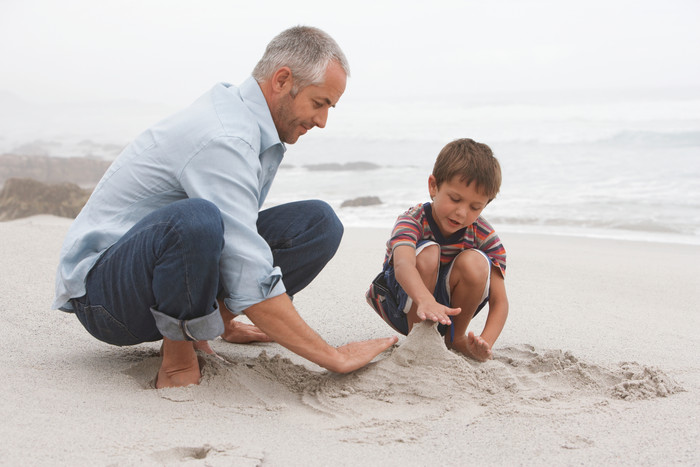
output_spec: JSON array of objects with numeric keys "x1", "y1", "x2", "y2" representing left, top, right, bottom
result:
[{"x1": 72, "y1": 198, "x2": 343, "y2": 346}]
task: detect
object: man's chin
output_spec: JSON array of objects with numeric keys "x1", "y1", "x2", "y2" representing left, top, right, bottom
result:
[{"x1": 283, "y1": 132, "x2": 305, "y2": 144}]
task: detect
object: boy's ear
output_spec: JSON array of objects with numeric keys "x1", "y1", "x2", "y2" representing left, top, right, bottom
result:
[{"x1": 428, "y1": 175, "x2": 438, "y2": 200}]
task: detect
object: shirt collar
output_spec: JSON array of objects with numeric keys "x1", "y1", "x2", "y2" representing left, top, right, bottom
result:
[
  {"x1": 238, "y1": 76, "x2": 286, "y2": 155},
  {"x1": 424, "y1": 202, "x2": 468, "y2": 244}
]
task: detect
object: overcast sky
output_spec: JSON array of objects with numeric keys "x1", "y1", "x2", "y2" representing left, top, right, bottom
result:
[{"x1": 1, "y1": 0, "x2": 699, "y2": 109}]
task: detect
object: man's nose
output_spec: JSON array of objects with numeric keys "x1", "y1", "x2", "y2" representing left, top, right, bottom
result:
[{"x1": 313, "y1": 108, "x2": 329, "y2": 129}]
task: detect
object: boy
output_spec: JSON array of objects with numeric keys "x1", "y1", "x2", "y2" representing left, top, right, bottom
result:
[{"x1": 366, "y1": 138, "x2": 508, "y2": 361}]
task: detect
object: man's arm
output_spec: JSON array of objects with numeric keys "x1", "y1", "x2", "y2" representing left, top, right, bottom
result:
[{"x1": 243, "y1": 294, "x2": 397, "y2": 373}]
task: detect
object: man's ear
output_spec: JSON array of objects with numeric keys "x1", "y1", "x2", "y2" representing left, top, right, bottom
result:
[{"x1": 270, "y1": 66, "x2": 293, "y2": 94}]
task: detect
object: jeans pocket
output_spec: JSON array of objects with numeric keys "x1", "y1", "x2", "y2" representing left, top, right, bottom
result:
[{"x1": 73, "y1": 301, "x2": 142, "y2": 346}]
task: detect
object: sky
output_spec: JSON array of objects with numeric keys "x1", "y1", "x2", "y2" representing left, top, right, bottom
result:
[{"x1": 1, "y1": 0, "x2": 699, "y2": 110}]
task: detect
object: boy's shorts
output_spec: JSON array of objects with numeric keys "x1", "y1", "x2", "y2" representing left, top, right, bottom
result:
[{"x1": 366, "y1": 241, "x2": 491, "y2": 337}]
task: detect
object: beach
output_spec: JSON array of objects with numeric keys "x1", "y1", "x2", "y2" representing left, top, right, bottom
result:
[{"x1": 0, "y1": 215, "x2": 698, "y2": 466}]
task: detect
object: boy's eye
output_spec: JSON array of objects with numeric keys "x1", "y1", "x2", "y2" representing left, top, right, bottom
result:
[{"x1": 450, "y1": 197, "x2": 460, "y2": 202}]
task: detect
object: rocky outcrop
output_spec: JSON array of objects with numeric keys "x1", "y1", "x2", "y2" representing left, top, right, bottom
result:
[
  {"x1": 304, "y1": 162, "x2": 380, "y2": 171},
  {"x1": 0, "y1": 154, "x2": 111, "y2": 188},
  {"x1": 0, "y1": 178, "x2": 91, "y2": 220},
  {"x1": 341, "y1": 196, "x2": 382, "y2": 208}
]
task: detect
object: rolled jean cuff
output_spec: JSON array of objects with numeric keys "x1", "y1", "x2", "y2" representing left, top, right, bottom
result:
[{"x1": 150, "y1": 306, "x2": 225, "y2": 341}]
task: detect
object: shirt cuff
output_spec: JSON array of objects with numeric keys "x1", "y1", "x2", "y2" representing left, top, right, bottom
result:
[{"x1": 223, "y1": 266, "x2": 287, "y2": 315}]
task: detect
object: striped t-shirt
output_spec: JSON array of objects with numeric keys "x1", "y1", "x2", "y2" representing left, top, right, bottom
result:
[{"x1": 384, "y1": 202, "x2": 506, "y2": 277}]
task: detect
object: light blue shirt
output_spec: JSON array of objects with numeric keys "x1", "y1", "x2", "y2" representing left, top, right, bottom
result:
[{"x1": 53, "y1": 77, "x2": 287, "y2": 314}]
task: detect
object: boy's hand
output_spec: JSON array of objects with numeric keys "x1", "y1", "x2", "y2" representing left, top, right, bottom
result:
[
  {"x1": 416, "y1": 301, "x2": 461, "y2": 326},
  {"x1": 464, "y1": 331, "x2": 492, "y2": 361},
  {"x1": 449, "y1": 331, "x2": 493, "y2": 361}
]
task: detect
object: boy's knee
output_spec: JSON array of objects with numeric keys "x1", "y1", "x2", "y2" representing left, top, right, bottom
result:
[
  {"x1": 453, "y1": 250, "x2": 489, "y2": 283},
  {"x1": 416, "y1": 244, "x2": 440, "y2": 273}
]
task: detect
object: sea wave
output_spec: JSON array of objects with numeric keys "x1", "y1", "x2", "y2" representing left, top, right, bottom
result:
[{"x1": 596, "y1": 130, "x2": 700, "y2": 147}]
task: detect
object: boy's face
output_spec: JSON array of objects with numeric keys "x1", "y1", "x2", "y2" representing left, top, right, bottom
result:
[{"x1": 428, "y1": 174, "x2": 490, "y2": 237}]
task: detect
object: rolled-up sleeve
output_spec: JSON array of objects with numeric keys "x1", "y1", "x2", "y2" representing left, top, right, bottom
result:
[{"x1": 180, "y1": 136, "x2": 286, "y2": 314}]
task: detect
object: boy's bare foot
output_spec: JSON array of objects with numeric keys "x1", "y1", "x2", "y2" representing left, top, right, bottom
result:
[{"x1": 156, "y1": 337, "x2": 201, "y2": 388}]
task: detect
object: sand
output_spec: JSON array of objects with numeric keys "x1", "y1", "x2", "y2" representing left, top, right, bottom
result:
[{"x1": 1, "y1": 215, "x2": 698, "y2": 466}]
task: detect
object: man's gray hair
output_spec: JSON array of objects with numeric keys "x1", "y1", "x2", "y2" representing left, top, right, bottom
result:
[{"x1": 252, "y1": 26, "x2": 350, "y2": 95}]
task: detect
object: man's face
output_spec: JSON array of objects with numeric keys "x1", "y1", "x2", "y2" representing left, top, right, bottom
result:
[{"x1": 273, "y1": 61, "x2": 347, "y2": 144}]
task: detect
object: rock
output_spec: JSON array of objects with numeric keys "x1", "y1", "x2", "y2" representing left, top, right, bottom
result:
[
  {"x1": 341, "y1": 196, "x2": 382, "y2": 208},
  {"x1": 0, "y1": 177, "x2": 92, "y2": 220},
  {"x1": 0, "y1": 154, "x2": 111, "y2": 187}
]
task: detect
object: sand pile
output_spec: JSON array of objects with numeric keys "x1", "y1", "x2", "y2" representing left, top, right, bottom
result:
[{"x1": 139, "y1": 321, "x2": 682, "y2": 445}]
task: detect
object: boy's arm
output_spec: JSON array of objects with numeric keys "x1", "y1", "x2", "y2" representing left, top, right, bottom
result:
[
  {"x1": 449, "y1": 266, "x2": 508, "y2": 361},
  {"x1": 393, "y1": 245, "x2": 461, "y2": 326},
  {"x1": 479, "y1": 267, "x2": 509, "y2": 347}
]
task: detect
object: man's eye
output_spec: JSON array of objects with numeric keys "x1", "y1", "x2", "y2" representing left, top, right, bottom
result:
[{"x1": 313, "y1": 101, "x2": 323, "y2": 108}]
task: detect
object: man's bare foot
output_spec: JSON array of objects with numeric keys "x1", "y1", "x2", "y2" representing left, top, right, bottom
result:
[
  {"x1": 221, "y1": 318, "x2": 273, "y2": 344},
  {"x1": 193, "y1": 340, "x2": 215, "y2": 355},
  {"x1": 156, "y1": 338, "x2": 201, "y2": 388}
]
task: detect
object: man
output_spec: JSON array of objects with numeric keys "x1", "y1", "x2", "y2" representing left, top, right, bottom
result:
[{"x1": 52, "y1": 26, "x2": 397, "y2": 388}]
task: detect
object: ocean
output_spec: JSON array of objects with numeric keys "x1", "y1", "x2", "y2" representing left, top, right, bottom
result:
[
  {"x1": 3, "y1": 87, "x2": 699, "y2": 245},
  {"x1": 265, "y1": 90, "x2": 700, "y2": 246}
]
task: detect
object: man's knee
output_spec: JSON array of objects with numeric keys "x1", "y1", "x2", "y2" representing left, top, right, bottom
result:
[
  {"x1": 178, "y1": 199, "x2": 224, "y2": 242},
  {"x1": 160, "y1": 199, "x2": 224, "y2": 259},
  {"x1": 306, "y1": 199, "x2": 344, "y2": 247},
  {"x1": 311, "y1": 199, "x2": 343, "y2": 231}
]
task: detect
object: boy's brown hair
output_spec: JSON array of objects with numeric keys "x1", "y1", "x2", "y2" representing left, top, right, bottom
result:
[{"x1": 432, "y1": 138, "x2": 501, "y2": 201}]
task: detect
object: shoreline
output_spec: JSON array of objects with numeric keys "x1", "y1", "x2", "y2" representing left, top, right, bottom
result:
[{"x1": 329, "y1": 217, "x2": 700, "y2": 247}]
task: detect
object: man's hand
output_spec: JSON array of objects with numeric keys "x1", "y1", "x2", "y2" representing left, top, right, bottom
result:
[{"x1": 325, "y1": 337, "x2": 398, "y2": 373}]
